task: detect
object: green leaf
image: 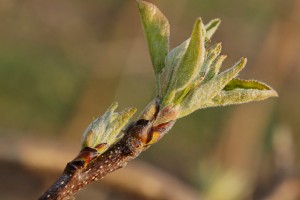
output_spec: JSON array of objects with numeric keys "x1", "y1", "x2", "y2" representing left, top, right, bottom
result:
[
  {"x1": 163, "y1": 19, "x2": 221, "y2": 82},
  {"x1": 162, "y1": 39, "x2": 190, "y2": 96},
  {"x1": 165, "y1": 39, "x2": 190, "y2": 72},
  {"x1": 179, "y1": 58, "x2": 247, "y2": 118},
  {"x1": 208, "y1": 87, "x2": 278, "y2": 107},
  {"x1": 201, "y1": 78, "x2": 278, "y2": 108},
  {"x1": 205, "y1": 18, "x2": 221, "y2": 39},
  {"x1": 198, "y1": 43, "x2": 222, "y2": 80},
  {"x1": 137, "y1": 0, "x2": 170, "y2": 75},
  {"x1": 204, "y1": 55, "x2": 227, "y2": 82},
  {"x1": 172, "y1": 18, "x2": 205, "y2": 90},
  {"x1": 164, "y1": 18, "x2": 205, "y2": 103},
  {"x1": 161, "y1": 19, "x2": 221, "y2": 103}
]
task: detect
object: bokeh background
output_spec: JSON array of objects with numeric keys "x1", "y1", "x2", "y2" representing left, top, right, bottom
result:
[{"x1": 0, "y1": 0, "x2": 299, "y2": 199}]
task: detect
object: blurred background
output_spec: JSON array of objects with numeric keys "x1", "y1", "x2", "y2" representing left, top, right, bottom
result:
[{"x1": 0, "y1": 0, "x2": 299, "y2": 199}]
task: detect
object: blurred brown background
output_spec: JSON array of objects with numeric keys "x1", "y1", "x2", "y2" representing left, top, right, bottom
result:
[{"x1": 0, "y1": 0, "x2": 299, "y2": 199}]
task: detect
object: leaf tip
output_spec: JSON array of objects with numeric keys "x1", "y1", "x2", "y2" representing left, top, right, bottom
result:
[
  {"x1": 205, "y1": 18, "x2": 221, "y2": 39},
  {"x1": 215, "y1": 43, "x2": 222, "y2": 55},
  {"x1": 127, "y1": 107, "x2": 138, "y2": 115},
  {"x1": 241, "y1": 57, "x2": 247, "y2": 64},
  {"x1": 194, "y1": 17, "x2": 206, "y2": 33},
  {"x1": 237, "y1": 57, "x2": 247, "y2": 71},
  {"x1": 109, "y1": 101, "x2": 119, "y2": 111},
  {"x1": 270, "y1": 89, "x2": 279, "y2": 97}
]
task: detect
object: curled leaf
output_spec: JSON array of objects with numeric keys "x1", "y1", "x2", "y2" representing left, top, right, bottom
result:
[
  {"x1": 203, "y1": 78, "x2": 278, "y2": 107},
  {"x1": 209, "y1": 88, "x2": 278, "y2": 107},
  {"x1": 223, "y1": 78, "x2": 272, "y2": 91}
]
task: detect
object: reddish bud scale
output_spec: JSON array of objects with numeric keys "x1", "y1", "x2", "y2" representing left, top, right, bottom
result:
[
  {"x1": 72, "y1": 147, "x2": 98, "y2": 167},
  {"x1": 147, "y1": 120, "x2": 175, "y2": 144}
]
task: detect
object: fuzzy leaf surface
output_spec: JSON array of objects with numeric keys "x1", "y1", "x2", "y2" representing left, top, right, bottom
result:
[
  {"x1": 202, "y1": 78, "x2": 278, "y2": 107},
  {"x1": 137, "y1": 0, "x2": 170, "y2": 74},
  {"x1": 205, "y1": 18, "x2": 221, "y2": 39},
  {"x1": 179, "y1": 58, "x2": 247, "y2": 118},
  {"x1": 162, "y1": 39, "x2": 190, "y2": 97},
  {"x1": 81, "y1": 102, "x2": 136, "y2": 154},
  {"x1": 208, "y1": 88, "x2": 278, "y2": 107},
  {"x1": 164, "y1": 18, "x2": 205, "y2": 105}
]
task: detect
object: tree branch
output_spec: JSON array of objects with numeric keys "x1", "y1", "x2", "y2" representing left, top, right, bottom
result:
[{"x1": 39, "y1": 106, "x2": 175, "y2": 199}]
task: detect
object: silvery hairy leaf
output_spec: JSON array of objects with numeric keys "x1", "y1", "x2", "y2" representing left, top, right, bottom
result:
[
  {"x1": 179, "y1": 58, "x2": 247, "y2": 118},
  {"x1": 81, "y1": 102, "x2": 136, "y2": 154},
  {"x1": 162, "y1": 18, "x2": 206, "y2": 106}
]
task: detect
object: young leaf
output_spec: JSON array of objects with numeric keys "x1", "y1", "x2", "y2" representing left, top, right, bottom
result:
[
  {"x1": 179, "y1": 58, "x2": 247, "y2": 118},
  {"x1": 198, "y1": 43, "x2": 222, "y2": 80},
  {"x1": 164, "y1": 19, "x2": 220, "y2": 80},
  {"x1": 204, "y1": 55, "x2": 227, "y2": 82},
  {"x1": 168, "y1": 18, "x2": 206, "y2": 95},
  {"x1": 165, "y1": 39, "x2": 190, "y2": 71},
  {"x1": 81, "y1": 102, "x2": 137, "y2": 154},
  {"x1": 81, "y1": 102, "x2": 117, "y2": 148},
  {"x1": 202, "y1": 78, "x2": 278, "y2": 107},
  {"x1": 162, "y1": 38, "x2": 190, "y2": 97},
  {"x1": 137, "y1": 0, "x2": 170, "y2": 75},
  {"x1": 161, "y1": 20, "x2": 220, "y2": 101},
  {"x1": 205, "y1": 18, "x2": 221, "y2": 39},
  {"x1": 208, "y1": 88, "x2": 278, "y2": 107},
  {"x1": 106, "y1": 107, "x2": 137, "y2": 147}
]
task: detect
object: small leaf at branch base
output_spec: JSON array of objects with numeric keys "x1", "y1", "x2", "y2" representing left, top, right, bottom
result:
[
  {"x1": 81, "y1": 102, "x2": 137, "y2": 155},
  {"x1": 81, "y1": 102, "x2": 118, "y2": 148}
]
